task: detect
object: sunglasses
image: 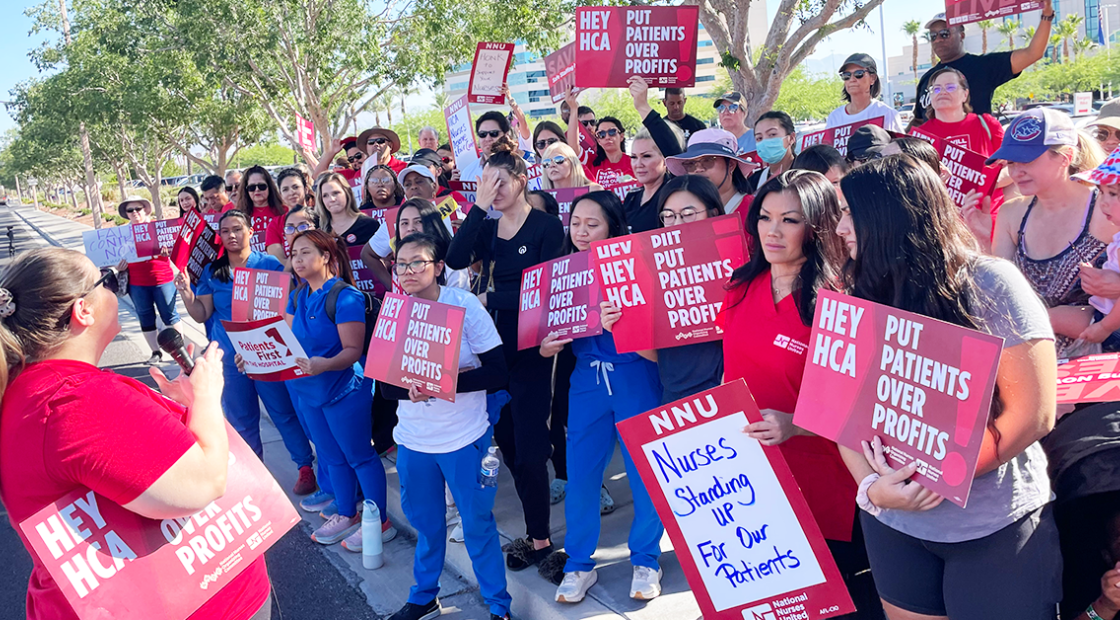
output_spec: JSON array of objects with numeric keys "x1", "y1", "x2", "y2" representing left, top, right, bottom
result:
[
  {"x1": 347, "y1": 153, "x2": 364, "y2": 162},
  {"x1": 925, "y1": 28, "x2": 954, "y2": 41},
  {"x1": 840, "y1": 69, "x2": 874, "y2": 81},
  {"x1": 535, "y1": 137, "x2": 560, "y2": 151},
  {"x1": 850, "y1": 151, "x2": 885, "y2": 164},
  {"x1": 441, "y1": 156, "x2": 452, "y2": 163},
  {"x1": 716, "y1": 103, "x2": 741, "y2": 113},
  {"x1": 93, "y1": 268, "x2": 121, "y2": 295},
  {"x1": 580, "y1": 119, "x2": 597, "y2": 127},
  {"x1": 681, "y1": 156, "x2": 724, "y2": 173},
  {"x1": 246, "y1": 183, "x2": 269, "y2": 192},
  {"x1": 125, "y1": 207, "x2": 145, "y2": 214},
  {"x1": 1095, "y1": 127, "x2": 1119, "y2": 142},
  {"x1": 930, "y1": 84, "x2": 961, "y2": 95},
  {"x1": 596, "y1": 128, "x2": 620, "y2": 139},
  {"x1": 477, "y1": 130, "x2": 503, "y2": 139},
  {"x1": 284, "y1": 222, "x2": 312, "y2": 235},
  {"x1": 541, "y1": 155, "x2": 568, "y2": 169},
  {"x1": 393, "y1": 259, "x2": 435, "y2": 275},
  {"x1": 368, "y1": 137, "x2": 390, "y2": 146}
]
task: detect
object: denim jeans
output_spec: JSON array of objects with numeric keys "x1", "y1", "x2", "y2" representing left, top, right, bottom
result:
[{"x1": 129, "y1": 282, "x2": 181, "y2": 331}]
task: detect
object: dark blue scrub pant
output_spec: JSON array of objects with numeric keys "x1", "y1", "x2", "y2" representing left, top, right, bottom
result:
[{"x1": 221, "y1": 361, "x2": 313, "y2": 469}]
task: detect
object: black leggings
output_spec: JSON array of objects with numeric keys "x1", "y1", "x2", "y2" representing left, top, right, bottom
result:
[
  {"x1": 494, "y1": 330, "x2": 554, "y2": 541},
  {"x1": 549, "y1": 346, "x2": 576, "y2": 481}
]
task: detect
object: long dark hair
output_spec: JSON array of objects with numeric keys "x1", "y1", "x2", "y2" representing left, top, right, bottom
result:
[
  {"x1": 398, "y1": 232, "x2": 448, "y2": 287},
  {"x1": 177, "y1": 186, "x2": 201, "y2": 216},
  {"x1": 656, "y1": 174, "x2": 726, "y2": 224},
  {"x1": 361, "y1": 164, "x2": 404, "y2": 208},
  {"x1": 533, "y1": 121, "x2": 566, "y2": 159},
  {"x1": 236, "y1": 165, "x2": 286, "y2": 217},
  {"x1": 210, "y1": 210, "x2": 254, "y2": 283},
  {"x1": 564, "y1": 190, "x2": 627, "y2": 255},
  {"x1": 792, "y1": 145, "x2": 850, "y2": 176},
  {"x1": 729, "y1": 170, "x2": 844, "y2": 325},
  {"x1": 395, "y1": 198, "x2": 453, "y2": 253},
  {"x1": 290, "y1": 229, "x2": 356, "y2": 287},
  {"x1": 277, "y1": 167, "x2": 314, "y2": 207},
  {"x1": 591, "y1": 116, "x2": 626, "y2": 167}
]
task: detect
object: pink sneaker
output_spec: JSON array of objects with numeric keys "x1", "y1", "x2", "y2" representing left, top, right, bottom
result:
[
  {"x1": 341, "y1": 519, "x2": 398, "y2": 552},
  {"x1": 311, "y1": 513, "x2": 360, "y2": 545}
]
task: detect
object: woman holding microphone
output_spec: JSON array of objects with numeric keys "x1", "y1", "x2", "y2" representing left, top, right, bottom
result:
[{"x1": 0, "y1": 248, "x2": 272, "y2": 619}]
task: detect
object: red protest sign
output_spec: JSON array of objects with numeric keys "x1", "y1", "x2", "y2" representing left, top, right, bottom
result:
[
  {"x1": 617, "y1": 380, "x2": 856, "y2": 620},
  {"x1": 364, "y1": 292, "x2": 466, "y2": 401},
  {"x1": 468, "y1": 42, "x2": 515, "y2": 105},
  {"x1": 171, "y1": 209, "x2": 223, "y2": 285},
  {"x1": 797, "y1": 117, "x2": 884, "y2": 157},
  {"x1": 1056, "y1": 353, "x2": 1120, "y2": 404},
  {"x1": 945, "y1": 0, "x2": 1041, "y2": 26},
  {"x1": 221, "y1": 315, "x2": 309, "y2": 381},
  {"x1": 546, "y1": 186, "x2": 591, "y2": 230},
  {"x1": 518, "y1": 252, "x2": 603, "y2": 350},
  {"x1": 592, "y1": 215, "x2": 747, "y2": 354},
  {"x1": 348, "y1": 245, "x2": 388, "y2": 298},
  {"x1": 295, "y1": 114, "x2": 316, "y2": 152},
  {"x1": 133, "y1": 218, "x2": 182, "y2": 260},
  {"x1": 19, "y1": 424, "x2": 298, "y2": 620},
  {"x1": 792, "y1": 290, "x2": 1003, "y2": 508},
  {"x1": 907, "y1": 131, "x2": 1001, "y2": 208},
  {"x1": 544, "y1": 42, "x2": 578, "y2": 104},
  {"x1": 231, "y1": 268, "x2": 292, "y2": 322},
  {"x1": 449, "y1": 182, "x2": 477, "y2": 209},
  {"x1": 575, "y1": 6, "x2": 699, "y2": 88},
  {"x1": 603, "y1": 179, "x2": 643, "y2": 204}
]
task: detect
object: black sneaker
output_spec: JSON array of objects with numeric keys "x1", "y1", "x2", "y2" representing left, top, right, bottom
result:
[
  {"x1": 387, "y1": 599, "x2": 440, "y2": 620},
  {"x1": 490, "y1": 615, "x2": 510, "y2": 620},
  {"x1": 146, "y1": 351, "x2": 162, "y2": 366},
  {"x1": 503, "y1": 536, "x2": 553, "y2": 571}
]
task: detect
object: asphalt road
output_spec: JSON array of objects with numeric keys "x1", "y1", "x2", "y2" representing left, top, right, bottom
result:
[{"x1": 0, "y1": 205, "x2": 381, "y2": 620}]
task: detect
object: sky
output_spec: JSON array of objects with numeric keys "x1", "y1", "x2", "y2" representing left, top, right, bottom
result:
[{"x1": 0, "y1": 1, "x2": 946, "y2": 136}]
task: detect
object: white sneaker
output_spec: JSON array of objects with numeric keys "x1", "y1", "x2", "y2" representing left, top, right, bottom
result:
[
  {"x1": 448, "y1": 522, "x2": 464, "y2": 543},
  {"x1": 555, "y1": 569, "x2": 597, "y2": 603},
  {"x1": 445, "y1": 504, "x2": 461, "y2": 526},
  {"x1": 630, "y1": 566, "x2": 663, "y2": 600}
]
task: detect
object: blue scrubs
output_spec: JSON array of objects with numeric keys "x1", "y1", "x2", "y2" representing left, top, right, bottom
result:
[
  {"x1": 196, "y1": 253, "x2": 313, "y2": 466},
  {"x1": 287, "y1": 278, "x2": 386, "y2": 520},
  {"x1": 564, "y1": 332, "x2": 665, "y2": 573}
]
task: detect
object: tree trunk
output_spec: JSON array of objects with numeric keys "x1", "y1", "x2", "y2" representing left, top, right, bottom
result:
[
  {"x1": 115, "y1": 163, "x2": 128, "y2": 200},
  {"x1": 149, "y1": 182, "x2": 162, "y2": 220},
  {"x1": 912, "y1": 35, "x2": 919, "y2": 83},
  {"x1": 68, "y1": 182, "x2": 79, "y2": 210},
  {"x1": 79, "y1": 126, "x2": 103, "y2": 229},
  {"x1": 982, "y1": 30, "x2": 988, "y2": 54}
]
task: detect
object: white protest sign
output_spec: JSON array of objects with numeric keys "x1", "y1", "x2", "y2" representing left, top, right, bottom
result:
[
  {"x1": 220, "y1": 315, "x2": 309, "y2": 382},
  {"x1": 468, "y1": 42, "x2": 515, "y2": 105},
  {"x1": 444, "y1": 95, "x2": 479, "y2": 173},
  {"x1": 82, "y1": 226, "x2": 140, "y2": 268}
]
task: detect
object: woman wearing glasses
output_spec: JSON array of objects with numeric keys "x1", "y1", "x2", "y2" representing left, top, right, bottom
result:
[
  {"x1": 0, "y1": 249, "x2": 274, "y2": 620},
  {"x1": 235, "y1": 165, "x2": 289, "y2": 259},
  {"x1": 584, "y1": 117, "x2": 633, "y2": 187},
  {"x1": 825, "y1": 53, "x2": 904, "y2": 133},
  {"x1": 541, "y1": 142, "x2": 601, "y2": 191},
  {"x1": 361, "y1": 164, "x2": 405, "y2": 214},
  {"x1": 115, "y1": 197, "x2": 182, "y2": 365},
  {"x1": 665, "y1": 131, "x2": 755, "y2": 216},
  {"x1": 533, "y1": 121, "x2": 567, "y2": 161}
]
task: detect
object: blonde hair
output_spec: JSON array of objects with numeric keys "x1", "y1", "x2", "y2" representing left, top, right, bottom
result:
[
  {"x1": 315, "y1": 172, "x2": 362, "y2": 234},
  {"x1": 1052, "y1": 129, "x2": 1107, "y2": 177},
  {"x1": 632, "y1": 125, "x2": 684, "y2": 156},
  {"x1": 541, "y1": 142, "x2": 593, "y2": 190}
]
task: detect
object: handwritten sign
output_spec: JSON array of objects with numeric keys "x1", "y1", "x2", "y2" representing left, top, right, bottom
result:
[
  {"x1": 792, "y1": 291, "x2": 1003, "y2": 507},
  {"x1": 575, "y1": 6, "x2": 699, "y2": 88},
  {"x1": 591, "y1": 215, "x2": 747, "y2": 353},
  {"x1": 18, "y1": 424, "x2": 299, "y2": 620},
  {"x1": 518, "y1": 252, "x2": 603, "y2": 350},
  {"x1": 544, "y1": 42, "x2": 579, "y2": 103},
  {"x1": 444, "y1": 95, "x2": 480, "y2": 173},
  {"x1": 945, "y1": 0, "x2": 1041, "y2": 26},
  {"x1": 1056, "y1": 353, "x2": 1120, "y2": 404},
  {"x1": 616, "y1": 380, "x2": 856, "y2": 619},
  {"x1": 348, "y1": 245, "x2": 388, "y2": 299},
  {"x1": 797, "y1": 118, "x2": 884, "y2": 157},
  {"x1": 132, "y1": 218, "x2": 183, "y2": 260},
  {"x1": 468, "y1": 42, "x2": 515, "y2": 105},
  {"x1": 221, "y1": 315, "x2": 308, "y2": 381},
  {"x1": 82, "y1": 226, "x2": 139, "y2": 268},
  {"x1": 546, "y1": 186, "x2": 591, "y2": 230},
  {"x1": 295, "y1": 114, "x2": 316, "y2": 152},
  {"x1": 364, "y1": 292, "x2": 466, "y2": 402},
  {"x1": 231, "y1": 268, "x2": 292, "y2": 322}
]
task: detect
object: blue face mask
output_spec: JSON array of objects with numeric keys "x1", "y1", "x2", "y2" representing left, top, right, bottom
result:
[{"x1": 756, "y1": 137, "x2": 789, "y2": 164}]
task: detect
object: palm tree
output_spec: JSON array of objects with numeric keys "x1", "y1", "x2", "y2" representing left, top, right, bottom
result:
[
  {"x1": 1074, "y1": 36, "x2": 1096, "y2": 60},
  {"x1": 1049, "y1": 33, "x2": 1063, "y2": 62},
  {"x1": 977, "y1": 20, "x2": 994, "y2": 54},
  {"x1": 997, "y1": 19, "x2": 1020, "y2": 50},
  {"x1": 1057, "y1": 15, "x2": 1082, "y2": 62},
  {"x1": 902, "y1": 20, "x2": 921, "y2": 82}
]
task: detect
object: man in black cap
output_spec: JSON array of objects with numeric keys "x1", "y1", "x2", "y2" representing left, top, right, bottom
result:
[
  {"x1": 826, "y1": 53, "x2": 904, "y2": 132},
  {"x1": 845, "y1": 125, "x2": 892, "y2": 164},
  {"x1": 911, "y1": 0, "x2": 1054, "y2": 126},
  {"x1": 713, "y1": 91, "x2": 756, "y2": 154}
]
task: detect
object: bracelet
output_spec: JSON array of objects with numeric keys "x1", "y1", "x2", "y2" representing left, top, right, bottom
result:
[
  {"x1": 856, "y1": 473, "x2": 882, "y2": 516},
  {"x1": 1041, "y1": 12, "x2": 1056, "y2": 22},
  {"x1": 1086, "y1": 603, "x2": 1105, "y2": 620}
]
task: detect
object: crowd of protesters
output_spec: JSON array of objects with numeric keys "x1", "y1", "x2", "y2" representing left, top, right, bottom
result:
[{"x1": 6, "y1": 2, "x2": 1120, "y2": 620}]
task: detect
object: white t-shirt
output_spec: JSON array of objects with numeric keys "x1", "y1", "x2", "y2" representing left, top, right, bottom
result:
[
  {"x1": 457, "y1": 158, "x2": 485, "y2": 184},
  {"x1": 366, "y1": 224, "x2": 470, "y2": 292},
  {"x1": 392, "y1": 286, "x2": 503, "y2": 453},
  {"x1": 826, "y1": 99, "x2": 904, "y2": 133}
]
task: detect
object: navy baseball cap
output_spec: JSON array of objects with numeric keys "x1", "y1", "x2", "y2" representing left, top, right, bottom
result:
[{"x1": 986, "y1": 108, "x2": 1077, "y2": 165}]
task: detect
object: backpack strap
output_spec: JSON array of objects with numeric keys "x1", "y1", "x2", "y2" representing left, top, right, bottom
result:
[{"x1": 324, "y1": 279, "x2": 349, "y2": 323}]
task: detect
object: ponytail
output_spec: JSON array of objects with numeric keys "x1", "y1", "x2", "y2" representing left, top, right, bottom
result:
[{"x1": 0, "y1": 248, "x2": 95, "y2": 402}]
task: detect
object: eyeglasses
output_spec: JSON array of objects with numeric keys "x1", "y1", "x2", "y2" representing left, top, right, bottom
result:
[
  {"x1": 393, "y1": 259, "x2": 435, "y2": 275},
  {"x1": 580, "y1": 119, "x2": 597, "y2": 128},
  {"x1": 596, "y1": 128, "x2": 620, "y2": 139},
  {"x1": 368, "y1": 137, "x2": 390, "y2": 146},
  {"x1": 681, "y1": 156, "x2": 724, "y2": 173},
  {"x1": 925, "y1": 28, "x2": 953, "y2": 41},
  {"x1": 284, "y1": 222, "x2": 312, "y2": 235},
  {"x1": 541, "y1": 155, "x2": 568, "y2": 169},
  {"x1": 125, "y1": 207, "x2": 145, "y2": 214},
  {"x1": 367, "y1": 177, "x2": 395, "y2": 186},
  {"x1": 246, "y1": 183, "x2": 269, "y2": 193},
  {"x1": 478, "y1": 130, "x2": 503, "y2": 139},
  {"x1": 850, "y1": 151, "x2": 885, "y2": 164},
  {"x1": 716, "y1": 103, "x2": 741, "y2": 113},
  {"x1": 930, "y1": 84, "x2": 960, "y2": 95},
  {"x1": 347, "y1": 153, "x2": 364, "y2": 162},
  {"x1": 535, "y1": 137, "x2": 559, "y2": 151},
  {"x1": 840, "y1": 69, "x2": 874, "y2": 81},
  {"x1": 659, "y1": 207, "x2": 703, "y2": 225}
]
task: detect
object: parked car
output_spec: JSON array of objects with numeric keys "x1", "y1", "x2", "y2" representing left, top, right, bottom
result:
[{"x1": 898, "y1": 103, "x2": 915, "y2": 127}]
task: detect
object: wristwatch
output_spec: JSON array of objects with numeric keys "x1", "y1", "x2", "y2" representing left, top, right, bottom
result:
[{"x1": 1041, "y1": 12, "x2": 1056, "y2": 22}]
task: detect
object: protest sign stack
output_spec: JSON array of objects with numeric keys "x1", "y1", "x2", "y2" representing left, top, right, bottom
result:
[
  {"x1": 518, "y1": 252, "x2": 603, "y2": 349},
  {"x1": 617, "y1": 380, "x2": 856, "y2": 619},
  {"x1": 365, "y1": 293, "x2": 466, "y2": 401},
  {"x1": 907, "y1": 130, "x2": 1001, "y2": 208},
  {"x1": 792, "y1": 290, "x2": 1003, "y2": 507},
  {"x1": 575, "y1": 6, "x2": 699, "y2": 88},
  {"x1": 171, "y1": 209, "x2": 223, "y2": 284},
  {"x1": 591, "y1": 215, "x2": 748, "y2": 353}
]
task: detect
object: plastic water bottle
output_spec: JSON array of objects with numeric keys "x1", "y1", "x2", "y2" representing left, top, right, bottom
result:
[
  {"x1": 362, "y1": 500, "x2": 383, "y2": 570},
  {"x1": 481, "y1": 447, "x2": 500, "y2": 488}
]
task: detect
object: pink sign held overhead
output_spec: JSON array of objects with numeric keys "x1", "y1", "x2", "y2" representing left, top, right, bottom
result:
[
  {"x1": 468, "y1": 42, "x2": 515, "y2": 105},
  {"x1": 575, "y1": 6, "x2": 699, "y2": 88},
  {"x1": 945, "y1": 0, "x2": 1042, "y2": 26},
  {"x1": 544, "y1": 42, "x2": 579, "y2": 103},
  {"x1": 295, "y1": 114, "x2": 316, "y2": 152},
  {"x1": 792, "y1": 291, "x2": 1004, "y2": 508}
]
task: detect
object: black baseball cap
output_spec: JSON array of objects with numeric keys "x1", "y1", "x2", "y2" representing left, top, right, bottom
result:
[
  {"x1": 847, "y1": 125, "x2": 892, "y2": 162},
  {"x1": 411, "y1": 148, "x2": 443, "y2": 169},
  {"x1": 713, "y1": 92, "x2": 744, "y2": 108},
  {"x1": 840, "y1": 53, "x2": 877, "y2": 74}
]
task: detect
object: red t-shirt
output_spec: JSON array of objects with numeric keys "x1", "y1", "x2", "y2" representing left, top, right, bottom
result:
[
  {"x1": 249, "y1": 207, "x2": 287, "y2": 254},
  {"x1": 386, "y1": 157, "x2": 408, "y2": 174},
  {"x1": 912, "y1": 112, "x2": 1006, "y2": 226},
  {"x1": 719, "y1": 274, "x2": 857, "y2": 542},
  {"x1": 0, "y1": 360, "x2": 270, "y2": 620},
  {"x1": 584, "y1": 156, "x2": 634, "y2": 187},
  {"x1": 201, "y1": 202, "x2": 236, "y2": 230},
  {"x1": 127, "y1": 256, "x2": 174, "y2": 287}
]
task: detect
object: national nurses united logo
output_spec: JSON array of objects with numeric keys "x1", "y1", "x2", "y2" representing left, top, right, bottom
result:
[
  {"x1": 742, "y1": 603, "x2": 777, "y2": 620},
  {"x1": 1009, "y1": 116, "x2": 1043, "y2": 142},
  {"x1": 773, "y1": 333, "x2": 808, "y2": 355}
]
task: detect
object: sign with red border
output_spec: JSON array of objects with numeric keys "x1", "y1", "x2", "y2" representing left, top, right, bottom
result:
[
  {"x1": 468, "y1": 42, "x2": 515, "y2": 105},
  {"x1": 221, "y1": 315, "x2": 308, "y2": 381}
]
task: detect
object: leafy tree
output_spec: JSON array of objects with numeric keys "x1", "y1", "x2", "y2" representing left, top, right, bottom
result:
[
  {"x1": 997, "y1": 19, "x2": 1020, "y2": 50},
  {"x1": 1055, "y1": 15, "x2": 1082, "y2": 63}
]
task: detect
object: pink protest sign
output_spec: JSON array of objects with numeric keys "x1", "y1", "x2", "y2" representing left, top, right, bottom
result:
[
  {"x1": 797, "y1": 118, "x2": 885, "y2": 157},
  {"x1": 231, "y1": 267, "x2": 292, "y2": 322},
  {"x1": 575, "y1": 6, "x2": 699, "y2": 88},
  {"x1": 945, "y1": 0, "x2": 1042, "y2": 26},
  {"x1": 295, "y1": 114, "x2": 316, "y2": 152},
  {"x1": 546, "y1": 186, "x2": 591, "y2": 230},
  {"x1": 544, "y1": 42, "x2": 578, "y2": 103},
  {"x1": 348, "y1": 245, "x2": 388, "y2": 299},
  {"x1": 132, "y1": 218, "x2": 182, "y2": 260},
  {"x1": 907, "y1": 132, "x2": 1001, "y2": 208},
  {"x1": 364, "y1": 293, "x2": 466, "y2": 402},
  {"x1": 791, "y1": 291, "x2": 1003, "y2": 508},
  {"x1": 518, "y1": 251, "x2": 603, "y2": 350},
  {"x1": 18, "y1": 424, "x2": 299, "y2": 620},
  {"x1": 1056, "y1": 353, "x2": 1120, "y2": 404}
]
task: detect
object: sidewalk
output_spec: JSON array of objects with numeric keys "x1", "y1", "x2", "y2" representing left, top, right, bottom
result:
[{"x1": 10, "y1": 206, "x2": 704, "y2": 620}]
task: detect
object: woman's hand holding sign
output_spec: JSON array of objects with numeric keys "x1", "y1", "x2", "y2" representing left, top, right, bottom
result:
[
  {"x1": 295, "y1": 356, "x2": 329, "y2": 377},
  {"x1": 539, "y1": 332, "x2": 573, "y2": 358},
  {"x1": 600, "y1": 301, "x2": 621, "y2": 332},
  {"x1": 744, "y1": 409, "x2": 801, "y2": 446},
  {"x1": 863, "y1": 436, "x2": 944, "y2": 512}
]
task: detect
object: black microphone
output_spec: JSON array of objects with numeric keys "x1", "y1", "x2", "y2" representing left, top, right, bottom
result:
[{"x1": 157, "y1": 328, "x2": 194, "y2": 376}]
